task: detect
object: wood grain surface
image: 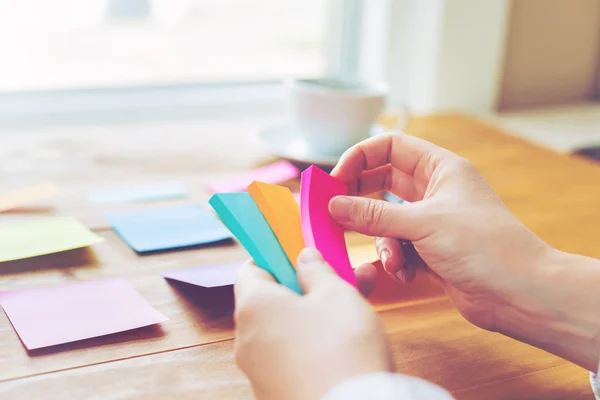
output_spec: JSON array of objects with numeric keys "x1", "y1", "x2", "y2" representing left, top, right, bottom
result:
[{"x1": 0, "y1": 114, "x2": 595, "y2": 399}]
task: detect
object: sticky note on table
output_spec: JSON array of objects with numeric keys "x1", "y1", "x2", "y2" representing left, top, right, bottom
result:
[
  {"x1": 0, "y1": 278, "x2": 167, "y2": 350},
  {"x1": 248, "y1": 181, "x2": 304, "y2": 268},
  {"x1": 89, "y1": 182, "x2": 187, "y2": 204},
  {"x1": 162, "y1": 262, "x2": 241, "y2": 288},
  {"x1": 207, "y1": 161, "x2": 300, "y2": 193},
  {"x1": 301, "y1": 166, "x2": 356, "y2": 287},
  {"x1": 0, "y1": 217, "x2": 105, "y2": 263},
  {"x1": 0, "y1": 182, "x2": 58, "y2": 212},
  {"x1": 209, "y1": 193, "x2": 302, "y2": 294},
  {"x1": 106, "y1": 205, "x2": 232, "y2": 253}
]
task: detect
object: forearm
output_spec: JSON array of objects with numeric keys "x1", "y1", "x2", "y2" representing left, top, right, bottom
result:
[{"x1": 496, "y1": 249, "x2": 600, "y2": 371}]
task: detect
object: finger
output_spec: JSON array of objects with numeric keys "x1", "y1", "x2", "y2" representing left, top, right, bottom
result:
[
  {"x1": 332, "y1": 132, "x2": 447, "y2": 186},
  {"x1": 295, "y1": 248, "x2": 343, "y2": 293},
  {"x1": 375, "y1": 237, "x2": 405, "y2": 275},
  {"x1": 354, "y1": 263, "x2": 378, "y2": 297},
  {"x1": 234, "y1": 260, "x2": 283, "y2": 305},
  {"x1": 399, "y1": 242, "x2": 423, "y2": 283},
  {"x1": 397, "y1": 264, "x2": 417, "y2": 283},
  {"x1": 353, "y1": 165, "x2": 421, "y2": 202},
  {"x1": 386, "y1": 242, "x2": 423, "y2": 283},
  {"x1": 346, "y1": 164, "x2": 392, "y2": 196},
  {"x1": 329, "y1": 196, "x2": 425, "y2": 240}
]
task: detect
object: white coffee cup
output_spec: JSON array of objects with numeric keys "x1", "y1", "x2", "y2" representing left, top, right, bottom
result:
[{"x1": 286, "y1": 77, "x2": 389, "y2": 157}]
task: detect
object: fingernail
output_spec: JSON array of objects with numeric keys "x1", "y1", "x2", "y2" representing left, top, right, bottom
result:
[
  {"x1": 297, "y1": 248, "x2": 323, "y2": 265},
  {"x1": 380, "y1": 249, "x2": 391, "y2": 268},
  {"x1": 329, "y1": 196, "x2": 353, "y2": 222},
  {"x1": 395, "y1": 270, "x2": 406, "y2": 283}
]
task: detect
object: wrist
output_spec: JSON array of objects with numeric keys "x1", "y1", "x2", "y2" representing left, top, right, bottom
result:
[{"x1": 494, "y1": 248, "x2": 600, "y2": 371}]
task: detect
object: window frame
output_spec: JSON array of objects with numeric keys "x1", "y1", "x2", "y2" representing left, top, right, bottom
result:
[{"x1": 355, "y1": 0, "x2": 511, "y2": 115}]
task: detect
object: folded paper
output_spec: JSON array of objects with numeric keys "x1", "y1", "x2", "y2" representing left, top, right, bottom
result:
[
  {"x1": 0, "y1": 217, "x2": 105, "y2": 262},
  {"x1": 0, "y1": 182, "x2": 58, "y2": 213},
  {"x1": 89, "y1": 182, "x2": 187, "y2": 204},
  {"x1": 209, "y1": 193, "x2": 302, "y2": 294},
  {"x1": 0, "y1": 278, "x2": 168, "y2": 350},
  {"x1": 248, "y1": 181, "x2": 304, "y2": 268},
  {"x1": 162, "y1": 262, "x2": 241, "y2": 288},
  {"x1": 300, "y1": 166, "x2": 356, "y2": 287},
  {"x1": 207, "y1": 161, "x2": 299, "y2": 193},
  {"x1": 107, "y1": 205, "x2": 232, "y2": 253}
]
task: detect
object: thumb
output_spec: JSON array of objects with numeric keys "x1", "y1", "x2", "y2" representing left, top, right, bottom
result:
[
  {"x1": 329, "y1": 196, "x2": 423, "y2": 240},
  {"x1": 295, "y1": 248, "x2": 341, "y2": 293}
]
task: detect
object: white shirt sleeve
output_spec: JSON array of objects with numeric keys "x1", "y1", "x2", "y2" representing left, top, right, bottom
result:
[
  {"x1": 592, "y1": 360, "x2": 600, "y2": 400},
  {"x1": 322, "y1": 372, "x2": 454, "y2": 400},
  {"x1": 323, "y1": 363, "x2": 600, "y2": 400}
]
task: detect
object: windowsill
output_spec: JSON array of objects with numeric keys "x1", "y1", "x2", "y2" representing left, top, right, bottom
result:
[
  {"x1": 0, "y1": 82, "x2": 288, "y2": 131},
  {"x1": 492, "y1": 102, "x2": 600, "y2": 153}
]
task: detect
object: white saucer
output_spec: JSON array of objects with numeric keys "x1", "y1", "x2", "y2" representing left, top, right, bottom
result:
[{"x1": 258, "y1": 125, "x2": 388, "y2": 167}]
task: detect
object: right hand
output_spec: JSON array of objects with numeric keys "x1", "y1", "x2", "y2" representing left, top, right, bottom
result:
[{"x1": 329, "y1": 132, "x2": 555, "y2": 332}]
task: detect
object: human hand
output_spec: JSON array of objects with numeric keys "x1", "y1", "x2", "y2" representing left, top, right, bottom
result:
[
  {"x1": 329, "y1": 132, "x2": 554, "y2": 332},
  {"x1": 234, "y1": 248, "x2": 393, "y2": 400}
]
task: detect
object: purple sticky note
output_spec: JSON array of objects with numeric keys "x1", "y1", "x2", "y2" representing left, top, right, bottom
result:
[
  {"x1": 0, "y1": 279, "x2": 168, "y2": 350},
  {"x1": 162, "y1": 262, "x2": 241, "y2": 288},
  {"x1": 207, "y1": 161, "x2": 300, "y2": 193}
]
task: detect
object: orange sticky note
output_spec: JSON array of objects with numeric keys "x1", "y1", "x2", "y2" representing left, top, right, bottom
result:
[
  {"x1": 248, "y1": 181, "x2": 305, "y2": 268},
  {"x1": 0, "y1": 182, "x2": 58, "y2": 213}
]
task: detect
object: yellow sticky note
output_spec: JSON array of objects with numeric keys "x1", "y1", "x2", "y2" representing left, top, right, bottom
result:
[
  {"x1": 0, "y1": 182, "x2": 59, "y2": 213},
  {"x1": 0, "y1": 217, "x2": 105, "y2": 262},
  {"x1": 248, "y1": 181, "x2": 305, "y2": 268}
]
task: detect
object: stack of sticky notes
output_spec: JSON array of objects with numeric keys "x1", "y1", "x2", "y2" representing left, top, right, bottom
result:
[
  {"x1": 0, "y1": 279, "x2": 167, "y2": 350},
  {"x1": 209, "y1": 165, "x2": 356, "y2": 294},
  {"x1": 0, "y1": 217, "x2": 105, "y2": 263},
  {"x1": 0, "y1": 182, "x2": 58, "y2": 213},
  {"x1": 206, "y1": 160, "x2": 299, "y2": 193},
  {"x1": 89, "y1": 181, "x2": 188, "y2": 204},
  {"x1": 107, "y1": 205, "x2": 233, "y2": 253},
  {"x1": 162, "y1": 262, "x2": 240, "y2": 289}
]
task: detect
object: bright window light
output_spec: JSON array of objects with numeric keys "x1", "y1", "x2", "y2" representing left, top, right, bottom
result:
[{"x1": 0, "y1": 0, "x2": 329, "y2": 92}]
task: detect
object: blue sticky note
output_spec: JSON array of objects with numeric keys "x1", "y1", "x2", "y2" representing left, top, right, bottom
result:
[
  {"x1": 209, "y1": 193, "x2": 302, "y2": 294},
  {"x1": 89, "y1": 182, "x2": 188, "y2": 204},
  {"x1": 107, "y1": 205, "x2": 232, "y2": 253},
  {"x1": 383, "y1": 192, "x2": 405, "y2": 204}
]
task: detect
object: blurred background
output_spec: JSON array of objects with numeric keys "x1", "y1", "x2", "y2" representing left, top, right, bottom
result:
[
  {"x1": 0, "y1": 0, "x2": 328, "y2": 90},
  {"x1": 1, "y1": 0, "x2": 599, "y2": 156}
]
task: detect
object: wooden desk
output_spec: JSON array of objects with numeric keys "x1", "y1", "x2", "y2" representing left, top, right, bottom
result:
[{"x1": 0, "y1": 114, "x2": 596, "y2": 399}]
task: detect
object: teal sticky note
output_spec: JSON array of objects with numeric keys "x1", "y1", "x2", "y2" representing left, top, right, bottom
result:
[{"x1": 209, "y1": 192, "x2": 302, "y2": 294}]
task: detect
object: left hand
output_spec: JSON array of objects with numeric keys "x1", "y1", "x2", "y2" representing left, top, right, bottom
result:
[{"x1": 234, "y1": 248, "x2": 393, "y2": 400}]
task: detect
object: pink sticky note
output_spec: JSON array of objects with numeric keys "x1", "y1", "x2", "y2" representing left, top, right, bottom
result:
[
  {"x1": 207, "y1": 161, "x2": 299, "y2": 193},
  {"x1": 300, "y1": 166, "x2": 357, "y2": 287},
  {"x1": 0, "y1": 279, "x2": 168, "y2": 350},
  {"x1": 162, "y1": 262, "x2": 241, "y2": 288}
]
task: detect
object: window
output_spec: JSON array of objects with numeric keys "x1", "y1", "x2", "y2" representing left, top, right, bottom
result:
[
  {"x1": 0, "y1": 1, "x2": 517, "y2": 124},
  {"x1": 0, "y1": 0, "x2": 337, "y2": 92}
]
